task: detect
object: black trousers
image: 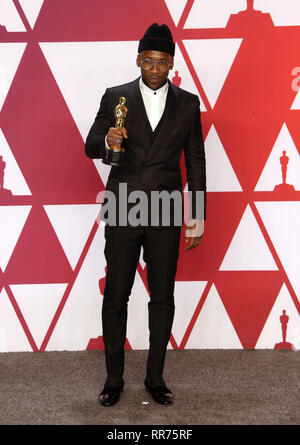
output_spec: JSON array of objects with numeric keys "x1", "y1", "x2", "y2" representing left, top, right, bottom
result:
[{"x1": 102, "y1": 224, "x2": 181, "y2": 388}]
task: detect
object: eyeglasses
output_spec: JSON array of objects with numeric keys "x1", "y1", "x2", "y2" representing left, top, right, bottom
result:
[{"x1": 140, "y1": 58, "x2": 171, "y2": 71}]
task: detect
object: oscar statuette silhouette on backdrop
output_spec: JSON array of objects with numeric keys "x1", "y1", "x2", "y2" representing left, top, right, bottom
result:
[
  {"x1": 226, "y1": 0, "x2": 274, "y2": 32},
  {"x1": 0, "y1": 155, "x2": 13, "y2": 199},
  {"x1": 273, "y1": 150, "x2": 295, "y2": 192},
  {"x1": 274, "y1": 310, "x2": 293, "y2": 350},
  {"x1": 172, "y1": 70, "x2": 182, "y2": 87}
]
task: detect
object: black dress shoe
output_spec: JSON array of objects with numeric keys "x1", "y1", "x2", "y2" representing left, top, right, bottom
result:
[
  {"x1": 144, "y1": 379, "x2": 173, "y2": 405},
  {"x1": 99, "y1": 386, "x2": 123, "y2": 407}
]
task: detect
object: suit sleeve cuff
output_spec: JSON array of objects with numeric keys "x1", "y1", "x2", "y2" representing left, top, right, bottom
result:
[
  {"x1": 105, "y1": 134, "x2": 110, "y2": 149},
  {"x1": 185, "y1": 219, "x2": 204, "y2": 237}
]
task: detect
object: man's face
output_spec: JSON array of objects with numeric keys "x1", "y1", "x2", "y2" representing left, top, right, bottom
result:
[{"x1": 136, "y1": 50, "x2": 174, "y2": 90}]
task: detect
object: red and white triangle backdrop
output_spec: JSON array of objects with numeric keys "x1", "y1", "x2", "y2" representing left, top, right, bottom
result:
[{"x1": 0, "y1": 0, "x2": 300, "y2": 352}]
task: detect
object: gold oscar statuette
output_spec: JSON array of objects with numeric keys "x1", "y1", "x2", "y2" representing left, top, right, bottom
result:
[{"x1": 102, "y1": 97, "x2": 127, "y2": 167}]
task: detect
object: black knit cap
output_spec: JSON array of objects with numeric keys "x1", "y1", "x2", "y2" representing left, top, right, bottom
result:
[{"x1": 138, "y1": 23, "x2": 175, "y2": 57}]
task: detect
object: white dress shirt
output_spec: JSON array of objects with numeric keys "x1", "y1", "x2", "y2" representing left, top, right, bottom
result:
[
  {"x1": 139, "y1": 77, "x2": 168, "y2": 131},
  {"x1": 106, "y1": 77, "x2": 204, "y2": 238}
]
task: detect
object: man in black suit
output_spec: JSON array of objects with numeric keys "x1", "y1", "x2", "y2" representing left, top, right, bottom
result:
[{"x1": 85, "y1": 23, "x2": 206, "y2": 406}]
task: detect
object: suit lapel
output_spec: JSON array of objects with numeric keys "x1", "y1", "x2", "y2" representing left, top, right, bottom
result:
[{"x1": 128, "y1": 77, "x2": 153, "y2": 141}]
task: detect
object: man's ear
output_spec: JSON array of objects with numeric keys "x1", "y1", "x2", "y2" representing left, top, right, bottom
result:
[
  {"x1": 136, "y1": 54, "x2": 141, "y2": 68},
  {"x1": 170, "y1": 57, "x2": 174, "y2": 70}
]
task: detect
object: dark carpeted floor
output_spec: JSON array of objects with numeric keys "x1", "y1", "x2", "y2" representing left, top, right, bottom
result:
[{"x1": 0, "y1": 349, "x2": 299, "y2": 425}]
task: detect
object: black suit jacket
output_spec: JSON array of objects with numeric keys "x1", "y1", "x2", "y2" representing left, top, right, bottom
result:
[{"x1": 85, "y1": 76, "x2": 206, "y2": 227}]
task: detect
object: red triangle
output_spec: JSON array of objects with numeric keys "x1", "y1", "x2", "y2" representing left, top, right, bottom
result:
[
  {"x1": 5, "y1": 205, "x2": 73, "y2": 282},
  {"x1": 176, "y1": 194, "x2": 247, "y2": 281},
  {"x1": 86, "y1": 335, "x2": 132, "y2": 351},
  {"x1": 213, "y1": 28, "x2": 300, "y2": 191},
  {"x1": 1, "y1": 43, "x2": 103, "y2": 204},
  {"x1": 98, "y1": 267, "x2": 107, "y2": 296},
  {"x1": 215, "y1": 271, "x2": 283, "y2": 348},
  {"x1": 33, "y1": 0, "x2": 174, "y2": 41}
]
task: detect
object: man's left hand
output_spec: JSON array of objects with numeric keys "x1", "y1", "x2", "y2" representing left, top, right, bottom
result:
[
  {"x1": 185, "y1": 219, "x2": 204, "y2": 251},
  {"x1": 185, "y1": 235, "x2": 203, "y2": 250}
]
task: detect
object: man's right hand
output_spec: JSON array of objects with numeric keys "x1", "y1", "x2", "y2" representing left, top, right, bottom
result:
[{"x1": 107, "y1": 127, "x2": 128, "y2": 148}]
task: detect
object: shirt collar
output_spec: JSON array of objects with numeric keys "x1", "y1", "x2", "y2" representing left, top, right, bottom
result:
[{"x1": 139, "y1": 77, "x2": 169, "y2": 96}]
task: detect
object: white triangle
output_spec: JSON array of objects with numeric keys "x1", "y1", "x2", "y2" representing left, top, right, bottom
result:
[
  {"x1": 0, "y1": 1, "x2": 26, "y2": 31},
  {"x1": 39, "y1": 41, "x2": 139, "y2": 186},
  {"x1": 255, "y1": 0, "x2": 300, "y2": 26},
  {"x1": 184, "y1": 122, "x2": 242, "y2": 192},
  {"x1": 182, "y1": 38, "x2": 242, "y2": 108},
  {"x1": 0, "y1": 287, "x2": 31, "y2": 352},
  {"x1": 171, "y1": 280, "x2": 207, "y2": 346},
  {"x1": 39, "y1": 41, "x2": 139, "y2": 142},
  {"x1": 171, "y1": 43, "x2": 206, "y2": 111},
  {"x1": 291, "y1": 88, "x2": 300, "y2": 110},
  {"x1": 93, "y1": 158, "x2": 111, "y2": 188},
  {"x1": 219, "y1": 205, "x2": 278, "y2": 270},
  {"x1": 46, "y1": 223, "x2": 106, "y2": 351},
  {"x1": 204, "y1": 124, "x2": 242, "y2": 191},
  {"x1": 10, "y1": 283, "x2": 68, "y2": 350},
  {"x1": 185, "y1": 284, "x2": 242, "y2": 348},
  {"x1": 46, "y1": 223, "x2": 149, "y2": 351},
  {"x1": 0, "y1": 129, "x2": 32, "y2": 195},
  {"x1": 127, "y1": 270, "x2": 150, "y2": 349},
  {"x1": 19, "y1": 0, "x2": 44, "y2": 29},
  {"x1": 0, "y1": 205, "x2": 31, "y2": 271},
  {"x1": 255, "y1": 201, "x2": 300, "y2": 300},
  {"x1": 184, "y1": 0, "x2": 246, "y2": 28},
  {"x1": 0, "y1": 43, "x2": 27, "y2": 110},
  {"x1": 139, "y1": 246, "x2": 146, "y2": 269},
  {"x1": 255, "y1": 123, "x2": 300, "y2": 191},
  {"x1": 255, "y1": 283, "x2": 300, "y2": 349},
  {"x1": 164, "y1": 0, "x2": 188, "y2": 26},
  {"x1": 44, "y1": 204, "x2": 101, "y2": 270}
]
